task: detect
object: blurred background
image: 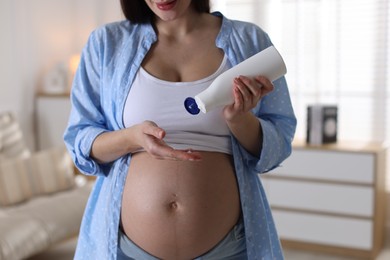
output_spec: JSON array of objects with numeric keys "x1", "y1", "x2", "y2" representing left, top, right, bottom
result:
[{"x1": 0, "y1": 0, "x2": 389, "y2": 259}]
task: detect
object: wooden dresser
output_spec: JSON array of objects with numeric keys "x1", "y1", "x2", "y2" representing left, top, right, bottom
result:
[{"x1": 262, "y1": 140, "x2": 387, "y2": 259}]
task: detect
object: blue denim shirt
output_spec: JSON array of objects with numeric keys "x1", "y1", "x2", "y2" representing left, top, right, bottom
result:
[{"x1": 64, "y1": 12, "x2": 296, "y2": 260}]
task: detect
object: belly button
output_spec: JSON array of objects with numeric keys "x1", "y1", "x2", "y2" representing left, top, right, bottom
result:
[{"x1": 169, "y1": 201, "x2": 179, "y2": 211}]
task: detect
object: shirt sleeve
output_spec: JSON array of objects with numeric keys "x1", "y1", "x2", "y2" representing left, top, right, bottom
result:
[
  {"x1": 238, "y1": 75, "x2": 297, "y2": 174},
  {"x1": 63, "y1": 29, "x2": 110, "y2": 176},
  {"x1": 234, "y1": 28, "x2": 297, "y2": 174}
]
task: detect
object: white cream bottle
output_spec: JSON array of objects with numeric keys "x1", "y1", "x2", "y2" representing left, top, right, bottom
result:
[{"x1": 184, "y1": 46, "x2": 287, "y2": 115}]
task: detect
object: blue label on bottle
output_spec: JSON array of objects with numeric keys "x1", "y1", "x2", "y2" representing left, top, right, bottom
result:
[{"x1": 184, "y1": 97, "x2": 200, "y2": 115}]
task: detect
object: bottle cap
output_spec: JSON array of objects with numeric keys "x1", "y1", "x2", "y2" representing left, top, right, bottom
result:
[{"x1": 184, "y1": 97, "x2": 200, "y2": 115}]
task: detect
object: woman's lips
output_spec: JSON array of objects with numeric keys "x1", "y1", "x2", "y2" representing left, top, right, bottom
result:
[{"x1": 155, "y1": 0, "x2": 177, "y2": 11}]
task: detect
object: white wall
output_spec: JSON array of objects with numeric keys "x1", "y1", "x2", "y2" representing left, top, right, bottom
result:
[{"x1": 0, "y1": 0, "x2": 122, "y2": 149}]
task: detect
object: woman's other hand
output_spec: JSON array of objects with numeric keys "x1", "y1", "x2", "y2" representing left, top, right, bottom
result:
[
  {"x1": 91, "y1": 121, "x2": 202, "y2": 163},
  {"x1": 137, "y1": 121, "x2": 202, "y2": 161}
]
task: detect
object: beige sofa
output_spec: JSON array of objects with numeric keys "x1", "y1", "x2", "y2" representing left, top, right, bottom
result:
[{"x1": 0, "y1": 112, "x2": 92, "y2": 260}]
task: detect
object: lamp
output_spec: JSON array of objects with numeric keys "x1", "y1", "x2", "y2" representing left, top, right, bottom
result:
[{"x1": 67, "y1": 54, "x2": 80, "y2": 91}]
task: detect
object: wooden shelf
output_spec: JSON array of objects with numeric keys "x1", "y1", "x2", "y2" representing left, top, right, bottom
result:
[{"x1": 263, "y1": 141, "x2": 387, "y2": 260}]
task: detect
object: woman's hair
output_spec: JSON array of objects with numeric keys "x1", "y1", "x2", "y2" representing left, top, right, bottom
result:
[{"x1": 120, "y1": 0, "x2": 210, "y2": 24}]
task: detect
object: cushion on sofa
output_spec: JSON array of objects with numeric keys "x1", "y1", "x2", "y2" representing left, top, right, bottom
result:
[
  {"x1": 0, "y1": 213, "x2": 50, "y2": 260},
  {"x1": 0, "y1": 146, "x2": 76, "y2": 206},
  {"x1": 0, "y1": 112, "x2": 31, "y2": 160},
  {"x1": 5, "y1": 182, "x2": 92, "y2": 243},
  {"x1": 0, "y1": 182, "x2": 93, "y2": 260},
  {"x1": 0, "y1": 110, "x2": 93, "y2": 260}
]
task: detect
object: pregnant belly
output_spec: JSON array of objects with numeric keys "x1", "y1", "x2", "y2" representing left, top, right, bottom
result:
[{"x1": 120, "y1": 151, "x2": 241, "y2": 260}]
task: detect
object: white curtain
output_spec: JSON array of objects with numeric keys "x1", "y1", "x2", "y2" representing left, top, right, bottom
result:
[{"x1": 212, "y1": 0, "x2": 390, "y2": 143}]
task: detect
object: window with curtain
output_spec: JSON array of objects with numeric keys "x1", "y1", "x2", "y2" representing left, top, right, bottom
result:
[{"x1": 212, "y1": 0, "x2": 389, "y2": 143}]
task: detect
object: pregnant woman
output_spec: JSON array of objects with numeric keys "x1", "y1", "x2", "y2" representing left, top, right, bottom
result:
[{"x1": 64, "y1": 0, "x2": 296, "y2": 259}]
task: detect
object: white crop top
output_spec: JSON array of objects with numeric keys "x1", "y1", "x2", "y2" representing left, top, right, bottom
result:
[{"x1": 123, "y1": 55, "x2": 233, "y2": 154}]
